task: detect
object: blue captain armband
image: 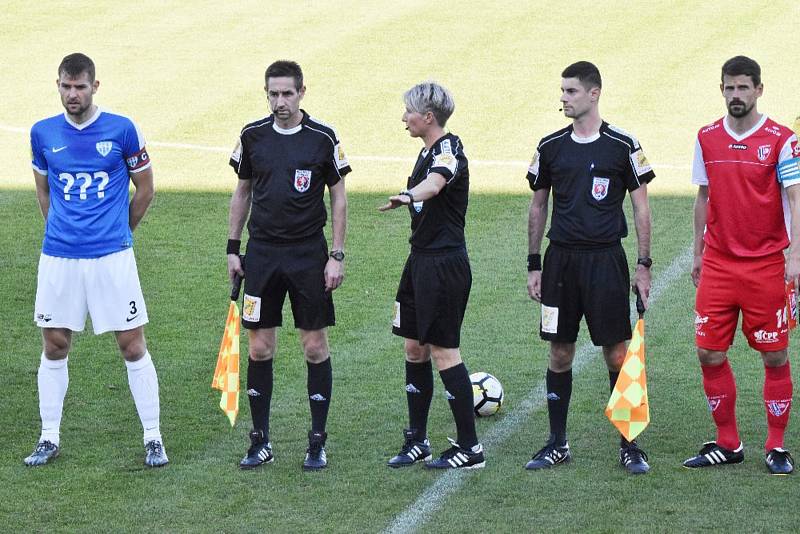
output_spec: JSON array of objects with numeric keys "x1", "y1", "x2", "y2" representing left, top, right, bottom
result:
[{"x1": 777, "y1": 158, "x2": 800, "y2": 184}]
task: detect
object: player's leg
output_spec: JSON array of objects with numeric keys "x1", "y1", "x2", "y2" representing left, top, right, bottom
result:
[
  {"x1": 683, "y1": 249, "x2": 743, "y2": 468},
  {"x1": 528, "y1": 245, "x2": 579, "y2": 470},
  {"x1": 298, "y1": 328, "x2": 331, "y2": 470},
  {"x1": 25, "y1": 328, "x2": 72, "y2": 466},
  {"x1": 284, "y1": 236, "x2": 335, "y2": 470},
  {"x1": 760, "y1": 349, "x2": 793, "y2": 474},
  {"x1": 239, "y1": 327, "x2": 277, "y2": 469},
  {"x1": 738, "y1": 252, "x2": 794, "y2": 473},
  {"x1": 26, "y1": 253, "x2": 88, "y2": 466},
  {"x1": 388, "y1": 338, "x2": 433, "y2": 467},
  {"x1": 424, "y1": 345, "x2": 485, "y2": 470},
  {"x1": 115, "y1": 326, "x2": 167, "y2": 467},
  {"x1": 388, "y1": 253, "x2": 435, "y2": 466}
]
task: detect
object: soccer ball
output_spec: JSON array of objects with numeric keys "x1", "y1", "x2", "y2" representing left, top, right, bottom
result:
[{"x1": 470, "y1": 372, "x2": 504, "y2": 417}]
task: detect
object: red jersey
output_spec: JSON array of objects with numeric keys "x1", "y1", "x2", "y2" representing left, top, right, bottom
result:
[{"x1": 692, "y1": 115, "x2": 800, "y2": 257}]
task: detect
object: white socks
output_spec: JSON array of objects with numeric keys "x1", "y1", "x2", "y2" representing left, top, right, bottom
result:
[
  {"x1": 125, "y1": 351, "x2": 162, "y2": 444},
  {"x1": 38, "y1": 354, "x2": 69, "y2": 446}
]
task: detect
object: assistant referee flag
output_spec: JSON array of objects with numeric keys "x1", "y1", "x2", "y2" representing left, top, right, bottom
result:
[
  {"x1": 605, "y1": 297, "x2": 650, "y2": 441},
  {"x1": 212, "y1": 301, "x2": 240, "y2": 426}
]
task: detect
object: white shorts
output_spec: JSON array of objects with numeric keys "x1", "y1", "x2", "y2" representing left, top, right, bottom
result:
[{"x1": 34, "y1": 248, "x2": 149, "y2": 334}]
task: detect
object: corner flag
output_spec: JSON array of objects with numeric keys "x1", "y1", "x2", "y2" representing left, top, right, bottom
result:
[{"x1": 605, "y1": 293, "x2": 650, "y2": 441}]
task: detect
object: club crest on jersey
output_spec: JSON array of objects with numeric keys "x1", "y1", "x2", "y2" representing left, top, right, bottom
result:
[
  {"x1": 96, "y1": 141, "x2": 112, "y2": 157},
  {"x1": 757, "y1": 144, "x2": 772, "y2": 162},
  {"x1": 591, "y1": 177, "x2": 610, "y2": 201},
  {"x1": 294, "y1": 169, "x2": 312, "y2": 192},
  {"x1": 767, "y1": 399, "x2": 791, "y2": 417}
]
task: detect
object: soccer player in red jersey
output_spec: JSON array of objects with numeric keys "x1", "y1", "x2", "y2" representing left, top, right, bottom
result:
[{"x1": 685, "y1": 56, "x2": 800, "y2": 474}]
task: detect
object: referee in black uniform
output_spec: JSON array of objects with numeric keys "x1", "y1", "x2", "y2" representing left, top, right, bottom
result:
[
  {"x1": 525, "y1": 61, "x2": 654, "y2": 474},
  {"x1": 379, "y1": 81, "x2": 484, "y2": 470},
  {"x1": 227, "y1": 60, "x2": 350, "y2": 470}
]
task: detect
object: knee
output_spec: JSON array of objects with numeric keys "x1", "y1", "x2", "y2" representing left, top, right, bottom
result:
[
  {"x1": 43, "y1": 332, "x2": 71, "y2": 359},
  {"x1": 120, "y1": 339, "x2": 147, "y2": 361},
  {"x1": 249, "y1": 338, "x2": 276, "y2": 361},
  {"x1": 302, "y1": 338, "x2": 329, "y2": 364},
  {"x1": 549, "y1": 344, "x2": 574, "y2": 372},
  {"x1": 405, "y1": 341, "x2": 429, "y2": 363},
  {"x1": 697, "y1": 348, "x2": 727, "y2": 366},
  {"x1": 763, "y1": 350, "x2": 789, "y2": 368}
]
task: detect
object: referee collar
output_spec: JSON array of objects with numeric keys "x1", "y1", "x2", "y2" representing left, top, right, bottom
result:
[
  {"x1": 272, "y1": 110, "x2": 307, "y2": 135},
  {"x1": 569, "y1": 123, "x2": 602, "y2": 144}
]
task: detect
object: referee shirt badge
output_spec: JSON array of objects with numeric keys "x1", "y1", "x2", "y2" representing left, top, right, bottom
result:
[
  {"x1": 96, "y1": 141, "x2": 112, "y2": 157},
  {"x1": 294, "y1": 169, "x2": 312, "y2": 192},
  {"x1": 591, "y1": 177, "x2": 610, "y2": 201}
]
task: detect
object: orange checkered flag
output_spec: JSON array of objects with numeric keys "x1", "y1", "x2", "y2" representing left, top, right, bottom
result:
[
  {"x1": 212, "y1": 263, "x2": 243, "y2": 426},
  {"x1": 605, "y1": 292, "x2": 650, "y2": 441}
]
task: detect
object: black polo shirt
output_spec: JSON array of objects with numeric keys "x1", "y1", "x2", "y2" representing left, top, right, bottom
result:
[
  {"x1": 230, "y1": 110, "x2": 351, "y2": 243},
  {"x1": 527, "y1": 122, "x2": 655, "y2": 247},
  {"x1": 406, "y1": 133, "x2": 469, "y2": 251}
]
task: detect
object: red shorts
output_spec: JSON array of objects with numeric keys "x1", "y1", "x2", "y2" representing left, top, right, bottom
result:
[{"x1": 695, "y1": 248, "x2": 788, "y2": 352}]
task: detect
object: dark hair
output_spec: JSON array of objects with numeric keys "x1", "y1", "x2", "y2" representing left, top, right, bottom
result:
[
  {"x1": 58, "y1": 53, "x2": 95, "y2": 82},
  {"x1": 721, "y1": 56, "x2": 761, "y2": 86},
  {"x1": 265, "y1": 60, "x2": 303, "y2": 91},
  {"x1": 561, "y1": 61, "x2": 602, "y2": 90}
]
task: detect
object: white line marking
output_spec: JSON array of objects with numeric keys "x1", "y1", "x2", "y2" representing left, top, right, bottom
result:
[
  {"x1": 382, "y1": 246, "x2": 694, "y2": 534},
  {"x1": 0, "y1": 122, "x2": 690, "y2": 170}
]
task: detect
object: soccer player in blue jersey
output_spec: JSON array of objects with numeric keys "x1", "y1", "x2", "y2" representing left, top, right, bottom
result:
[{"x1": 24, "y1": 53, "x2": 167, "y2": 467}]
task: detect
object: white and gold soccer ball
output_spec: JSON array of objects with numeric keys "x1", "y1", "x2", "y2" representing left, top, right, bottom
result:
[{"x1": 470, "y1": 372, "x2": 504, "y2": 417}]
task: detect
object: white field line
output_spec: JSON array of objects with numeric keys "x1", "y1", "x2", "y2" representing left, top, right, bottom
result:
[
  {"x1": 0, "y1": 123, "x2": 690, "y2": 170},
  {"x1": 382, "y1": 246, "x2": 694, "y2": 534}
]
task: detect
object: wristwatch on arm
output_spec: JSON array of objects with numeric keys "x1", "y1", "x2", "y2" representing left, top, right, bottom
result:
[{"x1": 330, "y1": 250, "x2": 345, "y2": 262}]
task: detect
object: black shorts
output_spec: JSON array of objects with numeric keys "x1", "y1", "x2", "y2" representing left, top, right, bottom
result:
[
  {"x1": 242, "y1": 235, "x2": 334, "y2": 330},
  {"x1": 539, "y1": 242, "x2": 631, "y2": 346},
  {"x1": 392, "y1": 248, "x2": 471, "y2": 349}
]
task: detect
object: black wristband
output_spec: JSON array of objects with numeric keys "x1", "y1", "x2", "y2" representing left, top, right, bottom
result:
[
  {"x1": 527, "y1": 253, "x2": 542, "y2": 272},
  {"x1": 227, "y1": 239, "x2": 241, "y2": 255},
  {"x1": 400, "y1": 190, "x2": 415, "y2": 204}
]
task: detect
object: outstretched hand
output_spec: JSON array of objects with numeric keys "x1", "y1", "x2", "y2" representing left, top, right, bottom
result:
[{"x1": 378, "y1": 195, "x2": 410, "y2": 212}]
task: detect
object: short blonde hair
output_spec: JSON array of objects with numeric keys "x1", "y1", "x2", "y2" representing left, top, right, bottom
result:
[{"x1": 404, "y1": 81, "x2": 455, "y2": 127}]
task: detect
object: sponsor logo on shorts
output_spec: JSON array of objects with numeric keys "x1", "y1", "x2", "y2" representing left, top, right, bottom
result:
[
  {"x1": 444, "y1": 390, "x2": 455, "y2": 400},
  {"x1": 126, "y1": 314, "x2": 140, "y2": 322},
  {"x1": 766, "y1": 399, "x2": 791, "y2": 417},
  {"x1": 591, "y1": 177, "x2": 610, "y2": 201},
  {"x1": 96, "y1": 141, "x2": 112, "y2": 157},
  {"x1": 294, "y1": 169, "x2": 312, "y2": 192},
  {"x1": 694, "y1": 312, "x2": 709, "y2": 336},
  {"x1": 242, "y1": 293, "x2": 261, "y2": 322},
  {"x1": 36, "y1": 313, "x2": 52, "y2": 323},
  {"x1": 309, "y1": 393, "x2": 328, "y2": 402},
  {"x1": 541, "y1": 304, "x2": 559, "y2": 334},
  {"x1": 753, "y1": 329, "x2": 779, "y2": 343},
  {"x1": 707, "y1": 395, "x2": 725, "y2": 412},
  {"x1": 246, "y1": 389, "x2": 261, "y2": 397},
  {"x1": 546, "y1": 392, "x2": 560, "y2": 401},
  {"x1": 412, "y1": 201, "x2": 423, "y2": 213},
  {"x1": 757, "y1": 144, "x2": 772, "y2": 162},
  {"x1": 392, "y1": 301, "x2": 401, "y2": 328}
]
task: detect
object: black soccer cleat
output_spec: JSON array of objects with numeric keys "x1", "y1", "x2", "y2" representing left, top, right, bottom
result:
[
  {"x1": 24, "y1": 440, "x2": 60, "y2": 466},
  {"x1": 525, "y1": 440, "x2": 571, "y2": 470},
  {"x1": 144, "y1": 440, "x2": 169, "y2": 467},
  {"x1": 619, "y1": 441, "x2": 650, "y2": 474},
  {"x1": 765, "y1": 448, "x2": 794, "y2": 475},
  {"x1": 387, "y1": 428, "x2": 432, "y2": 468},
  {"x1": 303, "y1": 430, "x2": 328, "y2": 471},
  {"x1": 239, "y1": 429, "x2": 274, "y2": 469},
  {"x1": 683, "y1": 441, "x2": 744, "y2": 469},
  {"x1": 424, "y1": 438, "x2": 485, "y2": 470}
]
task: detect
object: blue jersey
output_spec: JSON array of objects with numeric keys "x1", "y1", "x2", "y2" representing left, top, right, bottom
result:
[{"x1": 30, "y1": 108, "x2": 151, "y2": 258}]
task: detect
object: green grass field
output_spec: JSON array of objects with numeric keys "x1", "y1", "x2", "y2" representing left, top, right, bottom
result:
[{"x1": 2, "y1": 1, "x2": 800, "y2": 532}]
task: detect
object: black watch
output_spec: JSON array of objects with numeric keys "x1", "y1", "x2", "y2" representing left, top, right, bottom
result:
[
  {"x1": 637, "y1": 256, "x2": 653, "y2": 268},
  {"x1": 330, "y1": 250, "x2": 345, "y2": 262}
]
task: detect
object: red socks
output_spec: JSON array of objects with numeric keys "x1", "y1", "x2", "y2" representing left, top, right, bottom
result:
[
  {"x1": 701, "y1": 359, "x2": 740, "y2": 450},
  {"x1": 764, "y1": 361, "x2": 793, "y2": 451}
]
